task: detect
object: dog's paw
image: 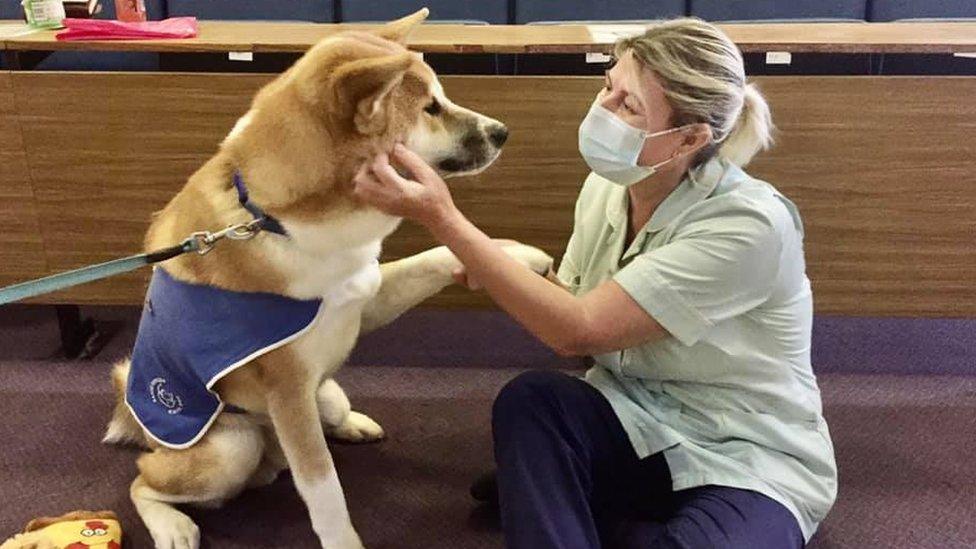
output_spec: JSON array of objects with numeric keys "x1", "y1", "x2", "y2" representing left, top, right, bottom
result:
[
  {"x1": 316, "y1": 520, "x2": 364, "y2": 549},
  {"x1": 319, "y1": 532, "x2": 364, "y2": 549},
  {"x1": 327, "y1": 411, "x2": 385, "y2": 443},
  {"x1": 501, "y1": 243, "x2": 554, "y2": 276},
  {"x1": 146, "y1": 509, "x2": 200, "y2": 549}
]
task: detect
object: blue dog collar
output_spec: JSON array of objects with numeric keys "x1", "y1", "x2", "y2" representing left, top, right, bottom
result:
[{"x1": 234, "y1": 171, "x2": 288, "y2": 237}]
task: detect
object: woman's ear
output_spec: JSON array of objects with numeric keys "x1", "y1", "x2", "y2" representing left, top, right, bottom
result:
[{"x1": 679, "y1": 123, "x2": 713, "y2": 156}]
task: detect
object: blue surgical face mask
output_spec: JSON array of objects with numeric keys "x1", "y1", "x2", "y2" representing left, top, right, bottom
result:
[{"x1": 578, "y1": 102, "x2": 691, "y2": 187}]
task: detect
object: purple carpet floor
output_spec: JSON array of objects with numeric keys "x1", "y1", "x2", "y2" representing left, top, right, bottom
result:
[{"x1": 1, "y1": 306, "x2": 974, "y2": 548}]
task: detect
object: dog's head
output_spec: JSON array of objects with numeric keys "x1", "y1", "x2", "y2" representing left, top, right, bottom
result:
[{"x1": 237, "y1": 8, "x2": 506, "y2": 190}]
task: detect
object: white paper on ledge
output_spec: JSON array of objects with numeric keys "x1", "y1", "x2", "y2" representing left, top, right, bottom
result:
[
  {"x1": 586, "y1": 24, "x2": 650, "y2": 44},
  {"x1": 0, "y1": 23, "x2": 38, "y2": 39}
]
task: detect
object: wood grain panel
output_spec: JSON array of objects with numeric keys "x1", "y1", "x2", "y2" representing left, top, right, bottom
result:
[
  {"x1": 0, "y1": 71, "x2": 46, "y2": 287},
  {"x1": 5, "y1": 21, "x2": 976, "y2": 55},
  {"x1": 749, "y1": 77, "x2": 976, "y2": 317},
  {"x1": 5, "y1": 72, "x2": 975, "y2": 316},
  {"x1": 11, "y1": 72, "x2": 274, "y2": 303}
]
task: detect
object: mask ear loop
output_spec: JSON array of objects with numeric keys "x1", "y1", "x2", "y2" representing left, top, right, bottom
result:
[
  {"x1": 640, "y1": 123, "x2": 697, "y2": 140},
  {"x1": 637, "y1": 123, "x2": 700, "y2": 171},
  {"x1": 644, "y1": 156, "x2": 674, "y2": 172}
]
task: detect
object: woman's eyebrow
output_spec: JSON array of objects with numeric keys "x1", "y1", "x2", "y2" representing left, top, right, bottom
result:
[
  {"x1": 627, "y1": 72, "x2": 649, "y2": 109},
  {"x1": 607, "y1": 68, "x2": 646, "y2": 111}
]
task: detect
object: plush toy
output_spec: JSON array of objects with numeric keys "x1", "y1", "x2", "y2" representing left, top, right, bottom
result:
[{"x1": 0, "y1": 511, "x2": 122, "y2": 549}]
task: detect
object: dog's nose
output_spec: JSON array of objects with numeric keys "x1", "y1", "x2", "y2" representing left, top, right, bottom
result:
[{"x1": 488, "y1": 124, "x2": 509, "y2": 147}]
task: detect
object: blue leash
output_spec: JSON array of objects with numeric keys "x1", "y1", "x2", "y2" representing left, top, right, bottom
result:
[
  {"x1": 0, "y1": 172, "x2": 286, "y2": 307},
  {"x1": 0, "y1": 221, "x2": 264, "y2": 306},
  {"x1": 0, "y1": 240, "x2": 196, "y2": 306}
]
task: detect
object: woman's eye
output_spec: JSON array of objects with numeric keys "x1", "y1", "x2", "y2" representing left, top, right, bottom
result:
[{"x1": 424, "y1": 99, "x2": 441, "y2": 115}]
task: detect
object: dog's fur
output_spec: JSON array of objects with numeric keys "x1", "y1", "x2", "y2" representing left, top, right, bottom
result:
[{"x1": 102, "y1": 10, "x2": 552, "y2": 549}]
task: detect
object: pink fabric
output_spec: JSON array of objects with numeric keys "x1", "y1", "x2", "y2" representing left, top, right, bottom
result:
[{"x1": 55, "y1": 17, "x2": 198, "y2": 41}]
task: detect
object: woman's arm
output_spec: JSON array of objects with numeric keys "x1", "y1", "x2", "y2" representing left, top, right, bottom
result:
[
  {"x1": 353, "y1": 145, "x2": 670, "y2": 356},
  {"x1": 431, "y1": 207, "x2": 669, "y2": 356}
]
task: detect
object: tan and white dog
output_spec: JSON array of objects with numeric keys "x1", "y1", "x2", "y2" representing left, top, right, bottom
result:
[{"x1": 102, "y1": 9, "x2": 552, "y2": 549}]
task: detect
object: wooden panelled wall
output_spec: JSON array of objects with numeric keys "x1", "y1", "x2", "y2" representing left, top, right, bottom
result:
[{"x1": 1, "y1": 71, "x2": 974, "y2": 316}]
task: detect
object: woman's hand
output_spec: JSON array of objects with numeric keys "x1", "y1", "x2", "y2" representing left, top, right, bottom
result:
[{"x1": 352, "y1": 143, "x2": 458, "y2": 229}]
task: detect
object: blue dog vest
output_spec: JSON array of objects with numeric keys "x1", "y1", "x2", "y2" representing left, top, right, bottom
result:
[{"x1": 127, "y1": 268, "x2": 322, "y2": 449}]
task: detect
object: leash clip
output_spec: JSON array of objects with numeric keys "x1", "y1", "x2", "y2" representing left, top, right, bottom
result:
[
  {"x1": 225, "y1": 219, "x2": 264, "y2": 241},
  {"x1": 190, "y1": 219, "x2": 263, "y2": 255}
]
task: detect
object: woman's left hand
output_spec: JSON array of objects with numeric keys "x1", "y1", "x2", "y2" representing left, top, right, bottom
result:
[{"x1": 352, "y1": 143, "x2": 458, "y2": 229}]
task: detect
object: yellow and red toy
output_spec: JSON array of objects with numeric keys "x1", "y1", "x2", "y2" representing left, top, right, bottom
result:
[{"x1": 1, "y1": 511, "x2": 123, "y2": 549}]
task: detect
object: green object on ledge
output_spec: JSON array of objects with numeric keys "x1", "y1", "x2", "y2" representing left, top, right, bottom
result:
[{"x1": 20, "y1": 0, "x2": 67, "y2": 30}]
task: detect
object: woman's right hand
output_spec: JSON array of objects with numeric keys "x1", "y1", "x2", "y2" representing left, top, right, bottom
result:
[{"x1": 353, "y1": 144, "x2": 459, "y2": 230}]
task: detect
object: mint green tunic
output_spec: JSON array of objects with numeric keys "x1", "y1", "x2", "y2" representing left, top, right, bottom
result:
[{"x1": 556, "y1": 157, "x2": 837, "y2": 541}]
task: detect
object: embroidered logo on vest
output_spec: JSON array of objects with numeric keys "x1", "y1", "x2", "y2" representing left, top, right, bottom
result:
[{"x1": 149, "y1": 377, "x2": 184, "y2": 415}]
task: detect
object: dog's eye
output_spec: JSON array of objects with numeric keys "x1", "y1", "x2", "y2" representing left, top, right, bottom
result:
[{"x1": 424, "y1": 99, "x2": 442, "y2": 116}]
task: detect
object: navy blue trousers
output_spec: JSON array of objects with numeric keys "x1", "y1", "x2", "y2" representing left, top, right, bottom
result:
[{"x1": 491, "y1": 370, "x2": 805, "y2": 549}]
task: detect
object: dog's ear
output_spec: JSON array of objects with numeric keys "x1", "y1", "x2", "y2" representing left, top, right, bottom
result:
[
  {"x1": 332, "y1": 52, "x2": 413, "y2": 134},
  {"x1": 373, "y1": 8, "x2": 429, "y2": 44}
]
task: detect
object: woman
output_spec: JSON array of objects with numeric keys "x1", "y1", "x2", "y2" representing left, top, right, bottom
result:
[{"x1": 354, "y1": 18, "x2": 837, "y2": 549}]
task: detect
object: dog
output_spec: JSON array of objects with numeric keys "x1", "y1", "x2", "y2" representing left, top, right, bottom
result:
[{"x1": 101, "y1": 9, "x2": 553, "y2": 549}]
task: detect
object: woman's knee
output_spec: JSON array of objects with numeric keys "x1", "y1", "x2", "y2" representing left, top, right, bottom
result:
[
  {"x1": 491, "y1": 370, "x2": 580, "y2": 433},
  {"x1": 654, "y1": 487, "x2": 804, "y2": 549}
]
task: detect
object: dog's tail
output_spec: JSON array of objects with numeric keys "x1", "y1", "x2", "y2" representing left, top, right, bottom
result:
[{"x1": 102, "y1": 359, "x2": 149, "y2": 448}]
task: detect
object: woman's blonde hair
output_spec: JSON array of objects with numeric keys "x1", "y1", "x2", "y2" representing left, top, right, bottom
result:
[{"x1": 615, "y1": 18, "x2": 774, "y2": 167}]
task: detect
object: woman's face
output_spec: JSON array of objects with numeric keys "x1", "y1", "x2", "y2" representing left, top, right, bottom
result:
[{"x1": 596, "y1": 51, "x2": 692, "y2": 169}]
